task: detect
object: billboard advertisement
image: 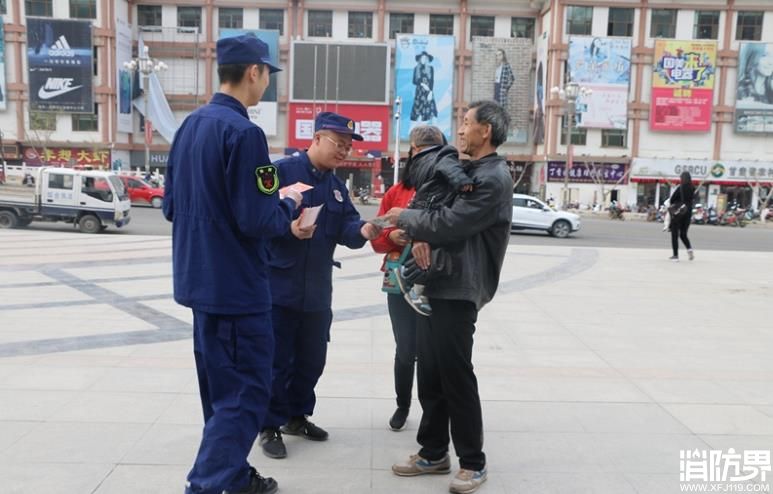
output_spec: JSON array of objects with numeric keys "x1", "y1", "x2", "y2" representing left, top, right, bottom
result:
[
  {"x1": 0, "y1": 20, "x2": 7, "y2": 111},
  {"x1": 116, "y1": 18, "x2": 132, "y2": 133},
  {"x1": 534, "y1": 31, "x2": 548, "y2": 144},
  {"x1": 568, "y1": 36, "x2": 632, "y2": 129},
  {"x1": 650, "y1": 40, "x2": 716, "y2": 132},
  {"x1": 219, "y1": 29, "x2": 280, "y2": 136},
  {"x1": 27, "y1": 18, "x2": 94, "y2": 113},
  {"x1": 287, "y1": 103, "x2": 390, "y2": 151},
  {"x1": 291, "y1": 42, "x2": 390, "y2": 104},
  {"x1": 735, "y1": 43, "x2": 773, "y2": 134},
  {"x1": 395, "y1": 34, "x2": 454, "y2": 141},
  {"x1": 472, "y1": 37, "x2": 532, "y2": 144}
]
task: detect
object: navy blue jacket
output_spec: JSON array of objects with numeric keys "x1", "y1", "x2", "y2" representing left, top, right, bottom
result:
[
  {"x1": 163, "y1": 93, "x2": 295, "y2": 314},
  {"x1": 268, "y1": 152, "x2": 366, "y2": 312}
]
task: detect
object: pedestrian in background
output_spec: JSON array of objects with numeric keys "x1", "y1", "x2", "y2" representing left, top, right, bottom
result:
[
  {"x1": 370, "y1": 156, "x2": 417, "y2": 432},
  {"x1": 668, "y1": 171, "x2": 695, "y2": 262},
  {"x1": 385, "y1": 100, "x2": 514, "y2": 494},
  {"x1": 164, "y1": 34, "x2": 300, "y2": 494},
  {"x1": 259, "y1": 112, "x2": 381, "y2": 460}
]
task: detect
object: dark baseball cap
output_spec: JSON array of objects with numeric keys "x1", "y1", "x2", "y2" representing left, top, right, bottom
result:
[
  {"x1": 216, "y1": 34, "x2": 282, "y2": 74},
  {"x1": 314, "y1": 112, "x2": 363, "y2": 141}
]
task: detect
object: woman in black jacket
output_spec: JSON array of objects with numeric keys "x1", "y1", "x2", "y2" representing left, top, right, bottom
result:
[{"x1": 669, "y1": 171, "x2": 695, "y2": 261}]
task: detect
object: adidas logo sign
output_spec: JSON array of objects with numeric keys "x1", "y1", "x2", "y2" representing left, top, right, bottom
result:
[{"x1": 48, "y1": 35, "x2": 75, "y2": 57}]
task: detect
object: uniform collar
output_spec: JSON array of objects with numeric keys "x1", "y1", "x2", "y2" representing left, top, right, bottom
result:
[
  {"x1": 300, "y1": 151, "x2": 331, "y2": 180},
  {"x1": 210, "y1": 92, "x2": 249, "y2": 119}
]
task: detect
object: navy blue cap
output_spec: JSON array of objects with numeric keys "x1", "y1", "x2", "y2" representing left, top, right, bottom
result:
[
  {"x1": 216, "y1": 34, "x2": 281, "y2": 74},
  {"x1": 314, "y1": 112, "x2": 363, "y2": 141}
]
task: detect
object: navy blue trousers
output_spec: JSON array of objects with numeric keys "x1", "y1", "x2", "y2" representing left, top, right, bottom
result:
[
  {"x1": 263, "y1": 305, "x2": 332, "y2": 429},
  {"x1": 186, "y1": 310, "x2": 274, "y2": 494}
]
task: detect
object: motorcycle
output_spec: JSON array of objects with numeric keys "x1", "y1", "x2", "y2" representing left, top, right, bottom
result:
[
  {"x1": 707, "y1": 206, "x2": 719, "y2": 225},
  {"x1": 720, "y1": 207, "x2": 747, "y2": 227},
  {"x1": 608, "y1": 201, "x2": 624, "y2": 220},
  {"x1": 691, "y1": 204, "x2": 706, "y2": 224},
  {"x1": 357, "y1": 187, "x2": 370, "y2": 205}
]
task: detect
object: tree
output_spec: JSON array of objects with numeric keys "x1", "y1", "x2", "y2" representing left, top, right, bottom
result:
[
  {"x1": 741, "y1": 168, "x2": 773, "y2": 213},
  {"x1": 585, "y1": 161, "x2": 630, "y2": 208},
  {"x1": 509, "y1": 162, "x2": 530, "y2": 192}
]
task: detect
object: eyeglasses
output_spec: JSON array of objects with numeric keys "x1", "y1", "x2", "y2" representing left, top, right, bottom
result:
[{"x1": 321, "y1": 135, "x2": 352, "y2": 153}]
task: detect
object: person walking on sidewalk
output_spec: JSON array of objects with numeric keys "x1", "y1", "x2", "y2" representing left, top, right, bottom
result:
[
  {"x1": 370, "y1": 157, "x2": 418, "y2": 432},
  {"x1": 258, "y1": 112, "x2": 381, "y2": 460},
  {"x1": 164, "y1": 34, "x2": 300, "y2": 494},
  {"x1": 384, "y1": 100, "x2": 514, "y2": 494},
  {"x1": 668, "y1": 171, "x2": 696, "y2": 262}
]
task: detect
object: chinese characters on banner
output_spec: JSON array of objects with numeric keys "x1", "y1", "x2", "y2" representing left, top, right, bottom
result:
[
  {"x1": 547, "y1": 162, "x2": 628, "y2": 184},
  {"x1": 22, "y1": 147, "x2": 111, "y2": 167},
  {"x1": 287, "y1": 103, "x2": 390, "y2": 151},
  {"x1": 650, "y1": 40, "x2": 717, "y2": 132},
  {"x1": 568, "y1": 37, "x2": 632, "y2": 129}
]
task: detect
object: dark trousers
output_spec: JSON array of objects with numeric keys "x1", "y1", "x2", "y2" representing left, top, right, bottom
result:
[
  {"x1": 186, "y1": 311, "x2": 273, "y2": 494},
  {"x1": 387, "y1": 293, "x2": 418, "y2": 409},
  {"x1": 671, "y1": 215, "x2": 692, "y2": 256},
  {"x1": 263, "y1": 305, "x2": 332, "y2": 429},
  {"x1": 416, "y1": 298, "x2": 485, "y2": 471}
]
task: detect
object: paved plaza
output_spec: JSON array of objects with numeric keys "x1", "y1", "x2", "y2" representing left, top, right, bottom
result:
[{"x1": 0, "y1": 229, "x2": 772, "y2": 493}]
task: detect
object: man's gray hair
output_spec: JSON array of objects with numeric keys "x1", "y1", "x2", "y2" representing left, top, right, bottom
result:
[
  {"x1": 409, "y1": 125, "x2": 445, "y2": 148},
  {"x1": 468, "y1": 100, "x2": 510, "y2": 147}
]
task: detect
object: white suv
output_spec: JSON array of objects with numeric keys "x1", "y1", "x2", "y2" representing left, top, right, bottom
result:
[{"x1": 511, "y1": 194, "x2": 581, "y2": 238}]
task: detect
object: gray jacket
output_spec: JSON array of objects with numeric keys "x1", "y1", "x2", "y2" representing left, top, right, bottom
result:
[{"x1": 398, "y1": 153, "x2": 513, "y2": 310}]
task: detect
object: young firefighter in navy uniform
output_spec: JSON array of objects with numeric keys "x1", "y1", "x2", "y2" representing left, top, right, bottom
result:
[
  {"x1": 259, "y1": 112, "x2": 381, "y2": 459},
  {"x1": 163, "y1": 34, "x2": 302, "y2": 494}
]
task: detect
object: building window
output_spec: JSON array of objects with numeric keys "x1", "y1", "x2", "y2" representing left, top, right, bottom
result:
[
  {"x1": 389, "y1": 13, "x2": 414, "y2": 39},
  {"x1": 560, "y1": 116, "x2": 587, "y2": 145},
  {"x1": 93, "y1": 46, "x2": 98, "y2": 76},
  {"x1": 607, "y1": 8, "x2": 634, "y2": 37},
  {"x1": 70, "y1": 0, "x2": 96, "y2": 19},
  {"x1": 694, "y1": 11, "x2": 720, "y2": 40},
  {"x1": 429, "y1": 14, "x2": 454, "y2": 35},
  {"x1": 308, "y1": 10, "x2": 332, "y2": 37},
  {"x1": 30, "y1": 112, "x2": 56, "y2": 131},
  {"x1": 260, "y1": 9, "x2": 284, "y2": 35},
  {"x1": 25, "y1": 0, "x2": 53, "y2": 16},
  {"x1": 566, "y1": 6, "x2": 593, "y2": 35},
  {"x1": 137, "y1": 5, "x2": 162, "y2": 26},
  {"x1": 348, "y1": 11, "x2": 372, "y2": 38},
  {"x1": 219, "y1": 8, "x2": 243, "y2": 29},
  {"x1": 736, "y1": 11, "x2": 763, "y2": 41},
  {"x1": 178, "y1": 6, "x2": 201, "y2": 33},
  {"x1": 0, "y1": 0, "x2": 5, "y2": 14},
  {"x1": 511, "y1": 17, "x2": 535, "y2": 39},
  {"x1": 470, "y1": 16, "x2": 494, "y2": 40},
  {"x1": 650, "y1": 9, "x2": 677, "y2": 38},
  {"x1": 72, "y1": 105, "x2": 99, "y2": 132},
  {"x1": 601, "y1": 129, "x2": 627, "y2": 148}
]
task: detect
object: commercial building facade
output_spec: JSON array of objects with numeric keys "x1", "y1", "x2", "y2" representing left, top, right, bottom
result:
[{"x1": 0, "y1": 0, "x2": 771, "y2": 206}]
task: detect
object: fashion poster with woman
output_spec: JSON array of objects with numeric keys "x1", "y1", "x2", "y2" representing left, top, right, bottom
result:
[
  {"x1": 395, "y1": 35, "x2": 454, "y2": 141},
  {"x1": 472, "y1": 37, "x2": 532, "y2": 144},
  {"x1": 736, "y1": 43, "x2": 773, "y2": 134}
]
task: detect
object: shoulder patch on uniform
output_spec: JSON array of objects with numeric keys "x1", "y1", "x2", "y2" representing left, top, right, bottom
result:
[
  {"x1": 255, "y1": 165, "x2": 279, "y2": 195},
  {"x1": 333, "y1": 189, "x2": 343, "y2": 202}
]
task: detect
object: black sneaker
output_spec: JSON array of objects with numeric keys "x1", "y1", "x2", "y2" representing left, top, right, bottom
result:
[
  {"x1": 281, "y1": 416, "x2": 329, "y2": 441},
  {"x1": 389, "y1": 407, "x2": 409, "y2": 431},
  {"x1": 226, "y1": 467, "x2": 278, "y2": 494},
  {"x1": 259, "y1": 428, "x2": 287, "y2": 459}
]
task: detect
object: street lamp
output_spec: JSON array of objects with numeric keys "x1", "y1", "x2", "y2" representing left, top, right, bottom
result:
[
  {"x1": 551, "y1": 82, "x2": 591, "y2": 209},
  {"x1": 124, "y1": 45, "x2": 168, "y2": 174}
]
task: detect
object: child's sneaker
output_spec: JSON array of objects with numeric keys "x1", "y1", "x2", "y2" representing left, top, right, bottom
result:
[
  {"x1": 393, "y1": 266, "x2": 412, "y2": 295},
  {"x1": 404, "y1": 288, "x2": 432, "y2": 316}
]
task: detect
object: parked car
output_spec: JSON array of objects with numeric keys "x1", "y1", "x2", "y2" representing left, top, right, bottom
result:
[
  {"x1": 117, "y1": 175, "x2": 164, "y2": 208},
  {"x1": 511, "y1": 194, "x2": 581, "y2": 238}
]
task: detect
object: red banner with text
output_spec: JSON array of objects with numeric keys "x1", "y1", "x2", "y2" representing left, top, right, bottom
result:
[{"x1": 287, "y1": 103, "x2": 390, "y2": 151}]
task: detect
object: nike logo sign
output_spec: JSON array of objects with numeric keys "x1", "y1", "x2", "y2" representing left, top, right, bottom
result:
[{"x1": 38, "y1": 84, "x2": 83, "y2": 100}]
